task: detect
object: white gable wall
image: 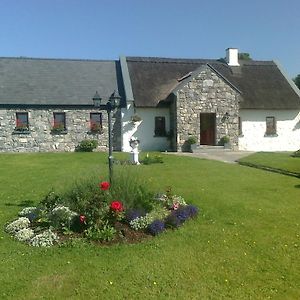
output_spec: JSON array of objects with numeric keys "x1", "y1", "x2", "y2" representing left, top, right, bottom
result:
[
  {"x1": 121, "y1": 107, "x2": 170, "y2": 152},
  {"x1": 238, "y1": 109, "x2": 300, "y2": 151}
]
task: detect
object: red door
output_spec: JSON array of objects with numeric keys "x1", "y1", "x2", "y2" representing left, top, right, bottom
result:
[{"x1": 200, "y1": 113, "x2": 216, "y2": 145}]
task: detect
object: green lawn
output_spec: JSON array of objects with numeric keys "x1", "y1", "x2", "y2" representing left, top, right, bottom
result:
[
  {"x1": 239, "y1": 152, "x2": 300, "y2": 176},
  {"x1": 1, "y1": 153, "x2": 300, "y2": 299}
]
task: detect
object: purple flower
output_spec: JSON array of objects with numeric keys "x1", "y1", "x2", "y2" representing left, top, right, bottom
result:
[
  {"x1": 185, "y1": 205, "x2": 199, "y2": 218},
  {"x1": 148, "y1": 220, "x2": 165, "y2": 236}
]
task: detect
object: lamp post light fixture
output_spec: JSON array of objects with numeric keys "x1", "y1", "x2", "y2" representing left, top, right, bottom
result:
[{"x1": 92, "y1": 90, "x2": 121, "y2": 184}]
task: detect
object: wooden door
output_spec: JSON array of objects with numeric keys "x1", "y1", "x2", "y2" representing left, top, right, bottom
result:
[{"x1": 200, "y1": 113, "x2": 216, "y2": 145}]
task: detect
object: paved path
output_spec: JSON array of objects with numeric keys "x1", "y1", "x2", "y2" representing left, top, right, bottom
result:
[{"x1": 166, "y1": 149, "x2": 254, "y2": 164}]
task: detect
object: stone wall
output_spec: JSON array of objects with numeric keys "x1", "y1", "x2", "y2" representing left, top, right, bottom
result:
[
  {"x1": 0, "y1": 108, "x2": 120, "y2": 152},
  {"x1": 175, "y1": 66, "x2": 241, "y2": 150}
]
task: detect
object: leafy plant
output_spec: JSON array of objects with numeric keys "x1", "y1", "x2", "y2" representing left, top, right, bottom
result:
[
  {"x1": 75, "y1": 139, "x2": 98, "y2": 152},
  {"x1": 109, "y1": 168, "x2": 155, "y2": 211},
  {"x1": 51, "y1": 124, "x2": 65, "y2": 134},
  {"x1": 141, "y1": 154, "x2": 164, "y2": 165},
  {"x1": 186, "y1": 136, "x2": 197, "y2": 145},
  {"x1": 219, "y1": 136, "x2": 230, "y2": 145},
  {"x1": 85, "y1": 221, "x2": 116, "y2": 242},
  {"x1": 291, "y1": 149, "x2": 300, "y2": 157}
]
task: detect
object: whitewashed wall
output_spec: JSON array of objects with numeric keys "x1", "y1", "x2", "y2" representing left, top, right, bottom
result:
[
  {"x1": 238, "y1": 109, "x2": 300, "y2": 151},
  {"x1": 121, "y1": 106, "x2": 170, "y2": 152}
]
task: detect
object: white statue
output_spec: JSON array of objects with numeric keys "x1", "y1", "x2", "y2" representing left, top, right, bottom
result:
[{"x1": 129, "y1": 136, "x2": 140, "y2": 165}]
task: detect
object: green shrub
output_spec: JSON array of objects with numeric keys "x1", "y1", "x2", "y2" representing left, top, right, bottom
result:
[
  {"x1": 218, "y1": 136, "x2": 230, "y2": 146},
  {"x1": 85, "y1": 221, "x2": 116, "y2": 242},
  {"x1": 141, "y1": 154, "x2": 164, "y2": 165},
  {"x1": 291, "y1": 149, "x2": 300, "y2": 157},
  {"x1": 186, "y1": 136, "x2": 197, "y2": 145},
  {"x1": 75, "y1": 139, "x2": 98, "y2": 152},
  {"x1": 109, "y1": 168, "x2": 155, "y2": 211}
]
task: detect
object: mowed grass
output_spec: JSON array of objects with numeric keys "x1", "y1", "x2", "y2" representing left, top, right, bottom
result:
[
  {"x1": 239, "y1": 151, "x2": 300, "y2": 175},
  {"x1": 0, "y1": 152, "x2": 299, "y2": 299}
]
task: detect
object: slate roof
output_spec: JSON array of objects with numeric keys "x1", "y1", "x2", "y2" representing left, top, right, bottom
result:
[
  {"x1": 0, "y1": 57, "x2": 121, "y2": 106},
  {"x1": 126, "y1": 57, "x2": 300, "y2": 109}
]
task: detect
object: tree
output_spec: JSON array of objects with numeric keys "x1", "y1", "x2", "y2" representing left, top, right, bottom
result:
[
  {"x1": 293, "y1": 74, "x2": 300, "y2": 90},
  {"x1": 238, "y1": 53, "x2": 252, "y2": 60}
]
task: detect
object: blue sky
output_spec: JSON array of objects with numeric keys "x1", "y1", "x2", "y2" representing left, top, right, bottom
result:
[{"x1": 0, "y1": 0, "x2": 299, "y2": 77}]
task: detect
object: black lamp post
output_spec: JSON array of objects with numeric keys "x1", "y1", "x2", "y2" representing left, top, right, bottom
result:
[{"x1": 92, "y1": 90, "x2": 121, "y2": 184}]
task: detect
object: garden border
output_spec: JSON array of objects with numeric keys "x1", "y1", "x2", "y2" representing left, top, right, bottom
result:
[{"x1": 238, "y1": 161, "x2": 300, "y2": 178}]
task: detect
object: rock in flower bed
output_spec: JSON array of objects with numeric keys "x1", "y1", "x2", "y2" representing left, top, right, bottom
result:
[{"x1": 5, "y1": 175, "x2": 199, "y2": 247}]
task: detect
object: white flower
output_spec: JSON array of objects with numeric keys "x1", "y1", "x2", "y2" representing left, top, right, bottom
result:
[
  {"x1": 15, "y1": 228, "x2": 35, "y2": 242},
  {"x1": 51, "y1": 205, "x2": 77, "y2": 221},
  {"x1": 30, "y1": 229, "x2": 59, "y2": 247},
  {"x1": 5, "y1": 217, "x2": 30, "y2": 234},
  {"x1": 18, "y1": 207, "x2": 37, "y2": 217}
]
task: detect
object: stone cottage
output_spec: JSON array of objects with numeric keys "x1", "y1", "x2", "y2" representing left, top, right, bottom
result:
[{"x1": 0, "y1": 48, "x2": 300, "y2": 152}]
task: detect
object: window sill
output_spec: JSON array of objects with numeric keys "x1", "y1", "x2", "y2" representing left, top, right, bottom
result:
[
  {"x1": 12, "y1": 130, "x2": 30, "y2": 135},
  {"x1": 87, "y1": 130, "x2": 104, "y2": 135},
  {"x1": 264, "y1": 133, "x2": 278, "y2": 137},
  {"x1": 51, "y1": 130, "x2": 68, "y2": 135}
]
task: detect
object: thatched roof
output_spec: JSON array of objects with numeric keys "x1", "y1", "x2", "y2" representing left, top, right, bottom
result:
[{"x1": 126, "y1": 57, "x2": 300, "y2": 109}]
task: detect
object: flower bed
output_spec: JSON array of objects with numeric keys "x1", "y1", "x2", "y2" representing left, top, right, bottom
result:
[{"x1": 5, "y1": 177, "x2": 199, "y2": 247}]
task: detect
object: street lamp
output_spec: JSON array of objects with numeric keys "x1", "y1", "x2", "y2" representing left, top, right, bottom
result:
[{"x1": 92, "y1": 90, "x2": 121, "y2": 184}]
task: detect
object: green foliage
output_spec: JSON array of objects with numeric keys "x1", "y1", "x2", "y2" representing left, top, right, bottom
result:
[
  {"x1": 40, "y1": 190, "x2": 63, "y2": 210},
  {"x1": 75, "y1": 139, "x2": 98, "y2": 152},
  {"x1": 238, "y1": 52, "x2": 252, "y2": 60},
  {"x1": 186, "y1": 136, "x2": 197, "y2": 145},
  {"x1": 141, "y1": 154, "x2": 164, "y2": 165},
  {"x1": 293, "y1": 74, "x2": 300, "y2": 89},
  {"x1": 292, "y1": 149, "x2": 300, "y2": 157},
  {"x1": 85, "y1": 221, "x2": 116, "y2": 242},
  {"x1": 109, "y1": 168, "x2": 155, "y2": 211},
  {"x1": 218, "y1": 136, "x2": 230, "y2": 145},
  {"x1": 51, "y1": 124, "x2": 65, "y2": 134}
]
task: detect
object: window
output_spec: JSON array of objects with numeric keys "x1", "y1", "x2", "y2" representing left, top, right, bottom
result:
[
  {"x1": 52, "y1": 112, "x2": 66, "y2": 133},
  {"x1": 90, "y1": 113, "x2": 102, "y2": 133},
  {"x1": 15, "y1": 112, "x2": 29, "y2": 131},
  {"x1": 238, "y1": 117, "x2": 243, "y2": 136},
  {"x1": 265, "y1": 116, "x2": 276, "y2": 135},
  {"x1": 154, "y1": 116, "x2": 166, "y2": 136}
]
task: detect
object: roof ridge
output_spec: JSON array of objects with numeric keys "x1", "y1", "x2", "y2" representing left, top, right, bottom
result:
[
  {"x1": 126, "y1": 56, "x2": 218, "y2": 64},
  {"x1": 0, "y1": 56, "x2": 116, "y2": 63}
]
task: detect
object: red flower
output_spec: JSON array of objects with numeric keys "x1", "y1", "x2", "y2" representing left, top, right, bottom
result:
[
  {"x1": 99, "y1": 181, "x2": 110, "y2": 191},
  {"x1": 110, "y1": 201, "x2": 123, "y2": 212},
  {"x1": 79, "y1": 215, "x2": 86, "y2": 223}
]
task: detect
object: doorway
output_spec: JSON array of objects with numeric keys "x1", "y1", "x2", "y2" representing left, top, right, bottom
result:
[{"x1": 200, "y1": 113, "x2": 216, "y2": 145}]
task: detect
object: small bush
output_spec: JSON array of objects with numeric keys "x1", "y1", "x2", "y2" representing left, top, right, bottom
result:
[
  {"x1": 219, "y1": 136, "x2": 230, "y2": 146},
  {"x1": 141, "y1": 154, "x2": 164, "y2": 165},
  {"x1": 75, "y1": 139, "x2": 98, "y2": 152},
  {"x1": 186, "y1": 136, "x2": 197, "y2": 145},
  {"x1": 291, "y1": 149, "x2": 300, "y2": 157}
]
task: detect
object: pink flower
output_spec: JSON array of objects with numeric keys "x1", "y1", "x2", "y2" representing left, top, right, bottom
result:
[
  {"x1": 173, "y1": 202, "x2": 180, "y2": 210},
  {"x1": 99, "y1": 181, "x2": 110, "y2": 191},
  {"x1": 79, "y1": 215, "x2": 86, "y2": 223}
]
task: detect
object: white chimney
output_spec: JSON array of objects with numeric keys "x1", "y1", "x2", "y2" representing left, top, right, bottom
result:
[{"x1": 226, "y1": 48, "x2": 240, "y2": 66}]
